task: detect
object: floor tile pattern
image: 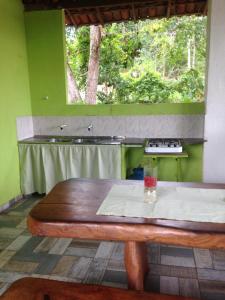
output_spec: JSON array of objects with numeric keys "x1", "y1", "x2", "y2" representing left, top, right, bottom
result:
[{"x1": 0, "y1": 195, "x2": 225, "y2": 299}]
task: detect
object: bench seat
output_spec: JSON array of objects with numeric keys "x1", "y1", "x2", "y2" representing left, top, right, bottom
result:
[{"x1": 0, "y1": 277, "x2": 198, "y2": 300}]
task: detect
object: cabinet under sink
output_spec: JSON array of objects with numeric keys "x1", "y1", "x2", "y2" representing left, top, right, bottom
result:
[{"x1": 18, "y1": 143, "x2": 122, "y2": 194}]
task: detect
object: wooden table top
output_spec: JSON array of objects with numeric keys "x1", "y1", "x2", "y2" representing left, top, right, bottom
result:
[{"x1": 29, "y1": 178, "x2": 225, "y2": 233}]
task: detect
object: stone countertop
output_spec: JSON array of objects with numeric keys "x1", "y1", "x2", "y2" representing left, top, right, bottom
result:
[
  {"x1": 122, "y1": 138, "x2": 206, "y2": 146},
  {"x1": 181, "y1": 138, "x2": 207, "y2": 145},
  {"x1": 122, "y1": 138, "x2": 145, "y2": 145},
  {"x1": 18, "y1": 136, "x2": 206, "y2": 146}
]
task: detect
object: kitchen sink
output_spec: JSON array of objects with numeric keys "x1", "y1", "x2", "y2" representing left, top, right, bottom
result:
[
  {"x1": 72, "y1": 138, "x2": 99, "y2": 144},
  {"x1": 48, "y1": 138, "x2": 72, "y2": 143},
  {"x1": 20, "y1": 136, "x2": 126, "y2": 145},
  {"x1": 72, "y1": 136, "x2": 125, "y2": 145}
]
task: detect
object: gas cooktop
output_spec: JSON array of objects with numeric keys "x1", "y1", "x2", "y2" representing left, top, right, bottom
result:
[{"x1": 145, "y1": 139, "x2": 183, "y2": 153}]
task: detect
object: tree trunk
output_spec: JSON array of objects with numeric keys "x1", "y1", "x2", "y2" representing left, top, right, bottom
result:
[
  {"x1": 192, "y1": 36, "x2": 196, "y2": 68},
  {"x1": 163, "y1": 52, "x2": 166, "y2": 78},
  {"x1": 67, "y1": 63, "x2": 82, "y2": 103},
  {"x1": 187, "y1": 39, "x2": 191, "y2": 69},
  {"x1": 85, "y1": 25, "x2": 102, "y2": 104}
]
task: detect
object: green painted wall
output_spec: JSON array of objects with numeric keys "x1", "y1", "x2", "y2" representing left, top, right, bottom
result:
[
  {"x1": 0, "y1": 0, "x2": 32, "y2": 206},
  {"x1": 25, "y1": 10, "x2": 68, "y2": 115},
  {"x1": 25, "y1": 10, "x2": 205, "y2": 116}
]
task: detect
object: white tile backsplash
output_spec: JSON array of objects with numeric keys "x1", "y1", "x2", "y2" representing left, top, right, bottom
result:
[
  {"x1": 31, "y1": 115, "x2": 204, "y2": 138},
  {"x1": 16, "y1": 116, "x2": 34, "y2": 140}
]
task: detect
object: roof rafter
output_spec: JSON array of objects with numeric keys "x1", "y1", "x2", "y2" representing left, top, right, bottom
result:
[
  {"x1": 65, "y1": 9, "x2": 76, "y2": 26},
  {"x1": 22, "y1": 0, "x2": 208, "y2": 27},
  {"x1": 96, "y1": 7, "x2": 105, "y2": 25},
  {"x1": 167, "y1": 0, "x2": 171, "y2": 17}
]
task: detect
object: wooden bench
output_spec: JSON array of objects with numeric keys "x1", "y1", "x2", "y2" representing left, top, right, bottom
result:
[{"x1": 0, "y1": 278, "x2": 197, "y2": 300}]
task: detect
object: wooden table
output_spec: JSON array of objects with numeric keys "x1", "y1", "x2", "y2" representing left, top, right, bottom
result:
[{"x1": 28, "y1": 179, "x2": 225, "y2": 291}]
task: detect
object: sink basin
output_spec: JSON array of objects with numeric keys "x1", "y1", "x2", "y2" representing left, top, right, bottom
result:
[
  {"x1": 20, "y1": 135, "x2": 125, "y2": 145},
  {"x1": 72, "y1": 136, "x2": 125, "y2": 145},
  {"x1": 47, "y1": 138, "x2": 72, "y2": 143},
  {"x1": 72, "y1": 138, "x2": 99, "y2": 144}
]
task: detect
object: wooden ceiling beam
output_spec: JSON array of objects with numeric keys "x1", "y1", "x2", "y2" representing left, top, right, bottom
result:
[
  {"x1": 23, "y1": 0, "x2": 153, "y2": 10},
  {"x1": 23, "y1": 0, "x2": 207, "y2": 11},
  {"x1": 167, "y1": 0, "x2": 171, "y2": 17},
  {"x1": 96, "y1": 7, "x2": 105, "y2": 25},
  {"x1": 65, "y1": 9, "x2": 77, "y2": 26},
  {"x1": 173, "y1": 0, "x2": 176, "y2": 16},
  {"x1": 23, "y1": 0, "x2": 207, "y2": 27},
  {"x1": 203, "y1": 0, "x2": 208, "y2": 16},
  {"x1": 131, "y1": 3, "x2": 137, "y2": 21}
]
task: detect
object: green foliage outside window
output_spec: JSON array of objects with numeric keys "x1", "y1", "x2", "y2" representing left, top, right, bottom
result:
[{"x1": 66, "y1": 16, "x2": 207, "y2": 104}]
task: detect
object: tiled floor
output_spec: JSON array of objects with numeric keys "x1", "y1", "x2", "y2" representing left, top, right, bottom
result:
[{"x1": 0, "y1": 195, "x2": 225, "y2": 299}]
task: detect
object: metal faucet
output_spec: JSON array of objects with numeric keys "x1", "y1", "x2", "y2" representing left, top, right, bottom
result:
[
  {"x1": 87, "y1": 123, "x2": 93, "y2": 132},
  {"x1": 58, "y1": 124, "x2": 68, "y2": 130}
]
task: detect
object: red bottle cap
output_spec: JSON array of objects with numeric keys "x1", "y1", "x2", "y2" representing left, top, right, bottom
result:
[{"x1": 144, "y1": 176, "x2": 157, "y2": 188}]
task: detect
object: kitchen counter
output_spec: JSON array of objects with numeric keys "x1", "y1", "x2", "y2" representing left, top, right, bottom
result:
[
  {"x1": 19, "y1": 135, "x2": 206, "y2": 146},
  {"x1": 181, "y1": 138, "x2": 206, "y2": 145},
  {"x1": 19, "y1": 135, "x2": 127, "y2": 145},
  {"x1": 18, "y1": 136, "x2": 205, "y2": 193}
]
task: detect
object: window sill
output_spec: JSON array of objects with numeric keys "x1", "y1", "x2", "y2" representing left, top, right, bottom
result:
[{"x1": 64, "y1": 103, "x2": 205, "y2": 116}]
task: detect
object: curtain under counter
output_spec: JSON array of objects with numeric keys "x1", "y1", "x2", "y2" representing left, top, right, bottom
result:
[{"x1": 18, "y1": 144, "x2": 121, "y2": 194}]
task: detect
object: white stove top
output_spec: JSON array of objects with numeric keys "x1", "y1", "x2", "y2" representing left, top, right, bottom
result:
[{"x1": 145, "y1": 139, "x2": 183, "y2": 153}]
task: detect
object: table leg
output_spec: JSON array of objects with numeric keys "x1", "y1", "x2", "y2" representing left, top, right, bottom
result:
[
  {"x1": 176, "y1": 157, "x2": 181, "y2": 182},
  {"x1": 124, "y1": 241, "x2": 149, "y2": 291}
]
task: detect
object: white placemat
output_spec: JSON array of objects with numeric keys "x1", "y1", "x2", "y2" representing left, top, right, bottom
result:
[{"x1": 96, "y1": 184, "x2": 225, "y2": 223}]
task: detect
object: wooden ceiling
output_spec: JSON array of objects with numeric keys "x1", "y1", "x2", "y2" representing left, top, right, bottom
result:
[{"x1": 23, "y1": 0, "x2": 208, "y2": 27}]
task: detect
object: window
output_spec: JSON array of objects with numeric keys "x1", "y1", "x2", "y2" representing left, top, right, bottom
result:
[{"x1": 66, "y1": 16, "x2": 207, "y2": 105}]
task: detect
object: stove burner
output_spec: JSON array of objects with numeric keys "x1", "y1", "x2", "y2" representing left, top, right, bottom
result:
[{"x1": 145, "y1": 139, "x2": 183, "y2": 153}]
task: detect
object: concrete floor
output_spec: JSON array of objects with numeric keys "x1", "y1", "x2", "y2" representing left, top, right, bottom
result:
[{"x1": 0, "y1": 195, "x2": 225, "y2": 299}]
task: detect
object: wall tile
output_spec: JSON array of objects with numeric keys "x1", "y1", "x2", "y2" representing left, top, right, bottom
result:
[
  {"x1": 32, "y1": 115, "x2": 204, "y2": 138},
  {"x1": 16, "y1": 116, "x2": 34, "y2": 140}
]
